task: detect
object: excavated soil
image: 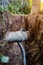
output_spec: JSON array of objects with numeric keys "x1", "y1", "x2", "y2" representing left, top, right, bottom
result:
[{"x1": 0, "y1": 11, "x2": 43, "y2": 65}]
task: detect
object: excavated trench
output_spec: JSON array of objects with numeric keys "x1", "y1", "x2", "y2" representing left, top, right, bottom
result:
[
  {"x1": 0, "y1": 12, "x2": 28, "y2": 65},
  {"x1": 0, "y1": 11, "x2": 43, "y2": 65}
]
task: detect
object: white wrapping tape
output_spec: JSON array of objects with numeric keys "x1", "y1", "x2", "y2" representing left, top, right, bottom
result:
[{"x1": 5, "y1": 31, "x2": 28, "y2": 42}]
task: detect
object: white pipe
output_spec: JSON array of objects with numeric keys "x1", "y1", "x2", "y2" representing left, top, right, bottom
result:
[{"x1": 4, "y1": 31, "x2": 28, "y2": 42}]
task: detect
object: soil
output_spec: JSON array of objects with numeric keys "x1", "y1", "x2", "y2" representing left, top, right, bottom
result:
[
  {"x1": 0, "y1": 42, "x2": 23, "y2": 65},
  {"x1": 0, "y1": 11, "x2": 43, "y2": 65}
]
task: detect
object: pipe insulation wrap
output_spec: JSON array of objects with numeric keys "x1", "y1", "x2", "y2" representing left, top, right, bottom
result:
[{"x1": 5, "y1": 31, "x2": 28, "y2": 42}]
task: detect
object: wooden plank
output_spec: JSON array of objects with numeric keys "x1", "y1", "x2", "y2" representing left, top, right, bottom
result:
[{"x1": 32, "y1": 0, "x2": 41, "y2": 12}]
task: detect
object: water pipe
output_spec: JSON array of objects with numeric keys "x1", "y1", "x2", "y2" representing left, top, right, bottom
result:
[{"x1": 18, "y1": 42, "x2": 26, "y2": 65}]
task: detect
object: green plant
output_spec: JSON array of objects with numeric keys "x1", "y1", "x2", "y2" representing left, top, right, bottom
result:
[
  {"x1": 8, "y1": 0, "x2": 31, "y2": 14},
  {"x1": 0, "y1": 0, "x2": 31, "y2": 14}
]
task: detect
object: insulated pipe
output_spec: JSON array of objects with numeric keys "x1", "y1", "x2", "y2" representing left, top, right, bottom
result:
[
  {"x1": 4, "y1": 31, "x2": 29, "y2": 42},
  {"x1": 18, "y1": 42, "x2": 26, "y2": 65},
  {"x1": 4, "y1": 31, "x2": 29, "y2": 65}
]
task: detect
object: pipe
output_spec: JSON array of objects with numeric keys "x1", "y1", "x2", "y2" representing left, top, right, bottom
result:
[
  {"x1": 18, "y1": 42, "x2": 26, "y2": 65},
  {"x1": 4, "y1": 31, "x2": 29, "y2": 64},
  {"x1": 4, "y1": 31, "x2": 28, "y2": 42}
]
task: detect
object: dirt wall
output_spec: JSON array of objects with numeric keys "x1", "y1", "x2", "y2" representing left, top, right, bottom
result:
[{"x1": 0, "y1": 11, "x2": 43, "y2": 65}]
